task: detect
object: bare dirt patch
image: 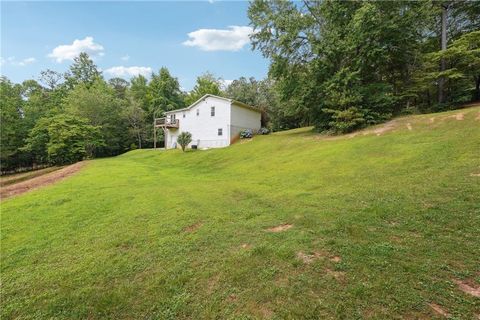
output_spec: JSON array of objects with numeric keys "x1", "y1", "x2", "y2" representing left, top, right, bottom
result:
[
  {"x1": 453, "y1": 279, "x2": 480, "y2": 298},
  {"x1": 429, "y1": 117, "x2": 436, "y2": 124},
  {"x1": 470, "y1": 173, "x2": 480, "y2": 177},
  {"x1": 447, "y1": 113, "x2": 464, "y2": 121},
  {"x1": 476, "y1": 112, "x2": 480, "y2": 121},
  {"x1": 240, "y1": 243, "x2": 251, "y2": 249},
  {"x1": 183, "y1": 222, "x2": 203, "y2": 233},
  {"x1": 406, "y1": 123, "x2": 413, "y2": 131},
  {"x1": 330, "y1": 256, "x2": 342, "y2": 263},
  {"x1": 266, "y1": 223, "x2": 293, "y2": 232},
  {"x1": 372, "y1": 120, "x2": 398, "y2": 136},
  {"x1": 0, "y1": 162, "x2": 86, "y2": 200},
  {"x1": 325, "y1": 268, "x2": 346, "y2": 281},
  {"x1": 297, "y1": 251, "x2": 324, "y2": 264},
  {"x1": 227, "y1": 294, "x2": 237, "y2": 303},
  {"x1": 428, "y1": 303, "x2": 449, "y2": 317}
]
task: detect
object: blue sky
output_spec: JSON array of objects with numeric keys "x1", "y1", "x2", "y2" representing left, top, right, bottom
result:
[{"x1": 1, "y1": 1, "x2": 269, "y2": 90}]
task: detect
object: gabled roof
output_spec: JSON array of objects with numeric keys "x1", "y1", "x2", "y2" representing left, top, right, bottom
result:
[{"x1": 164, "y1": 94, "x2": 260, "y2": 114}]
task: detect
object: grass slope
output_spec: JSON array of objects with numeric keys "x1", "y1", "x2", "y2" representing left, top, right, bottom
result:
[{"x1": 2, "y1": 107, "x2": 479, "y2": 319}]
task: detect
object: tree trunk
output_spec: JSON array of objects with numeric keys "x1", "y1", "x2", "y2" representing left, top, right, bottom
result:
[
  {"x1": 137, "y1": 132, "x2": 142, "y2": 149},
  {"x1": 438, "y1": 3, "x2": 448, "y2": 104},
  {"x1": 475, "y1": 75, "x2": 480, "y2": 101}
]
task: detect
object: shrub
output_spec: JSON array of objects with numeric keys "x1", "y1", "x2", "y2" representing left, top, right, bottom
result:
[
  {"x1": 323, "y1": 107, "x2": 366, "y2": 134},
  {"x1": 240, "y1": 129, "x2": 253, "y2": 139},
  {"x1": 259, "y1": 127, "x2": 270, "y2": 135},
  {"x1": 177, "y1": 132, "x2": 192, "y2": 151}
]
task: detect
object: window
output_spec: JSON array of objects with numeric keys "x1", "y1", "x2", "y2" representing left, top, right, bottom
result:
[
  {"x1": 218, "y1": 128, "x2": 223, "y2": 136},
  {"x1": 196, "y1": 109, "x2": 199, "y2": 116},
  {"x1": 211, "y1": 106, "x2": 215, "y2": 117},
  {"x1": 183, "y1": 112, "x2": 185, "y2": 118},
  {"x1": 171, "y1": 114, "x2": 176, "y2": 121}
]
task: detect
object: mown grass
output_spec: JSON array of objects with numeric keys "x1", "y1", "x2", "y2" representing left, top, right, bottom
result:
[{"x1": 1, "y1": 107, "x2": 479, "y2": 319}]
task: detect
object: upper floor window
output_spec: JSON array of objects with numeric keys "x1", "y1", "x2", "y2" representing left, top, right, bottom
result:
[
  {"x1": 211, "y1": 106, "x2": 215, "y2": 117},
  {"x1": 183, "y1": 112, "x2": 186, "y2": 118},
  {"x1": 218, "y1": 128, "x2": 223, "y2": 136},
  {"x1": 196, "y1": 109, "x2": 199, "y2": 116}
]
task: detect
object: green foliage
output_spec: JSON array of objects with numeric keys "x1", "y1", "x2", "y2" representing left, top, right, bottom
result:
[
  {"x1": 64, "y1": 79, "x2": 130, "y2": 157},
  {"x1": 0, "y1": 77, "x2": 30, "y2": 171},
  {"x1": 65, "y1": 52, "x2": 102, "y2": 89},
  {"x1": 23, "y1": 114, "x2": 103, "y2": 165},
  {"x1": 185, "y1": 72, "x2": 222, "y2": 105},
  {"x1": 323, "y1": 107, "x2": 366, "y2": 134},
  {"x1": 248, "y1": 0, "x2": 480, "y2": 130},
  {"x1": 177, "y1": 131, "x2": 192, "y2": 151}
]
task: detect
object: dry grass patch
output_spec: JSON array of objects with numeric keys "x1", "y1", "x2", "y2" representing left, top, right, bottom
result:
[
  {"x1": 428, "y1": 303, "x2": 450, "y2": 318},
  {"x1": 453, "y1": 279, "x2": 480, "y2": 298},
  {"x1": 183, "y1": 222, "x2": 203, "y2": 233},
  {"x1": 266, "y1": 223, "x2": 292, "y2": 232}
]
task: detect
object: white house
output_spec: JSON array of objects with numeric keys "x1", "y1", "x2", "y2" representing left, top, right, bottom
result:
[{"x1": 155, "y1": 94, "x2": 261, "y2": 149}]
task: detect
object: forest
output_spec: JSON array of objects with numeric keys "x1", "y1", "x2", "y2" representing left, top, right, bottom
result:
[{"x1": 1, "y1": 0, "x2": 479, "y2": 173}]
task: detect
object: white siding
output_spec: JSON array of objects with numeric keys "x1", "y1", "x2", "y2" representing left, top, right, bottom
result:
[
  {"x1": 166, "y1": 96, "x2": 231, "y2": 149},
  {"x1": 229, "y1": 103, "x2": 262, "y2": 142}
]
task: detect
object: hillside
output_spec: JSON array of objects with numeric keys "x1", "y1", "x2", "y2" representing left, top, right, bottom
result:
[{"x1": 2, "y1": 107, "x2": 479, "y2": 319}]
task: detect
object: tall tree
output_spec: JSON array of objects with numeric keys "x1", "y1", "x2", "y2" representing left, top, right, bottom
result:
[
  {"x1": 0, "y1": 77, "x2": 29, "y2": 171},
  {"x1": 64, "y1": 52, "x2": 102, "y2": 89},
  {"x1": 64, "y1": 79, "x2": 130, "y2": 156},
  {"x1": 185, "y1": 72, "x2": 222, "y2": 105}
]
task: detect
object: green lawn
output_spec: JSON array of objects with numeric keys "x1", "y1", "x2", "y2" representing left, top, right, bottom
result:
[{"x1": 2, "y1": 107, "x2": 479, "y2": 319}]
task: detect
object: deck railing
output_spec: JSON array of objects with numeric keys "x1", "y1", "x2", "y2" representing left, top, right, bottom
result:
[{"x1": 154, "y1": 118, "x2": 179, "y2": 128}]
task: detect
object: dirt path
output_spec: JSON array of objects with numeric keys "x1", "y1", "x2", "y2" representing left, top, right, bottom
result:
[{"x1": 0, "y1": 162, "x2": 86, "y2": 200}]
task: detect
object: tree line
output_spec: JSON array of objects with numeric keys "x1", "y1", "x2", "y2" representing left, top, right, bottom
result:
[
  {"x1": 0, "y1": 53, "x2": 277, "y2": 172},
  {"x1": 1, "y1": 0, "x2": 478, "y2": 173},
  {"x1": 248, "y1": 0, "x2": 479, "y2": 132}
]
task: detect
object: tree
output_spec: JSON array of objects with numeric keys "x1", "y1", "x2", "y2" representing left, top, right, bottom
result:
[
  {"x1": 23, "y1": 114, "x2": 103, "y2": 165},
  {"x1": 64, "y1": 79, "x2": 130, "y2": 156},
  {"x1": 0, "y1": 77, "x2": 29, "y2": 171},
  {"x1": 109, "y1": 77, "x2": 129, "y2": 99},
  {"x1": 123, "y1": 97, "x2": 146, "y2": 149},
  {"x1": 65, "y1": 52, "x2": 102, "y2": 89},
  {"x1": 39, "y1": 69, "x2": 63, "y2": 90},
  {"x1": 177, "y1": 132, "x2": 192, "y2": 151},
  {"x1": 146, "y1": 67, "x2": 184, "y2": 147},
  {"x1": 185, "y1": 72, "x2": 222, "y2": 105},
  {"x1": 248, "y1": 0, "x2": 436, "y2": 131}
]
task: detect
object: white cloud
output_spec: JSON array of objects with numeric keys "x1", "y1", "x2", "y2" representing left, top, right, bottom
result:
[
  {"x1": 121, "y1": 55, "x2": 130, "y2": 61},
  {"x1": 2, "y1": 56, "x2": 36, "y2": 67},
  {"x1": 104, "y1": 66, "x2": 152, "y2": 78},
  {"x1": 48, "y1": 36, "x2": 104, "y2": 63},
  {"x1": 17, "y1": 57, "x2": 36, "y2": 66},
  {"x1": 183, "y1": 26, "x2": 253, "y2": 51}
]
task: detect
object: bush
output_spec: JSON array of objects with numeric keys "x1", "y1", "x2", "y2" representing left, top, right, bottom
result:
[
  {"x1": 259, "y1": 127, "x2": 270, "y2": 135},
  {"x1": 240, "y1": 129, "x2": 253, "y2": 139},
  {"x1": 323, "y1": 107, "x2": 366, "y2": 134},
  {"x1": 177, "y1": 132, "x2": 192, "y2": 151}
]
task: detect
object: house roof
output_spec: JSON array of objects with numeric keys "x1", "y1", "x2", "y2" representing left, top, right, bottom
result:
[{"x1": 164, "y1": 94, "x2": 261, "y2": 115}]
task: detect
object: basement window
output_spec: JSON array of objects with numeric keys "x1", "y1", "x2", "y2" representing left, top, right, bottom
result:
[
  {"x1": 218, "y1": 128, "x2": 223, "y2": 136},
  {"x1": 196, "y1": 109, "x2": 199, "y2": 116},
  {"x1": 183, "y1": 112, "x2": 186, "y2": 118},
  {"x1": 211, "y1": 106, "x2": 215, "y2": 117}
]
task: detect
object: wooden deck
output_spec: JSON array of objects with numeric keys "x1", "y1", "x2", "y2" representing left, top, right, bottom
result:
[{"x1": 154, "y1": 118, "x2": 179, "y2": 128}]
